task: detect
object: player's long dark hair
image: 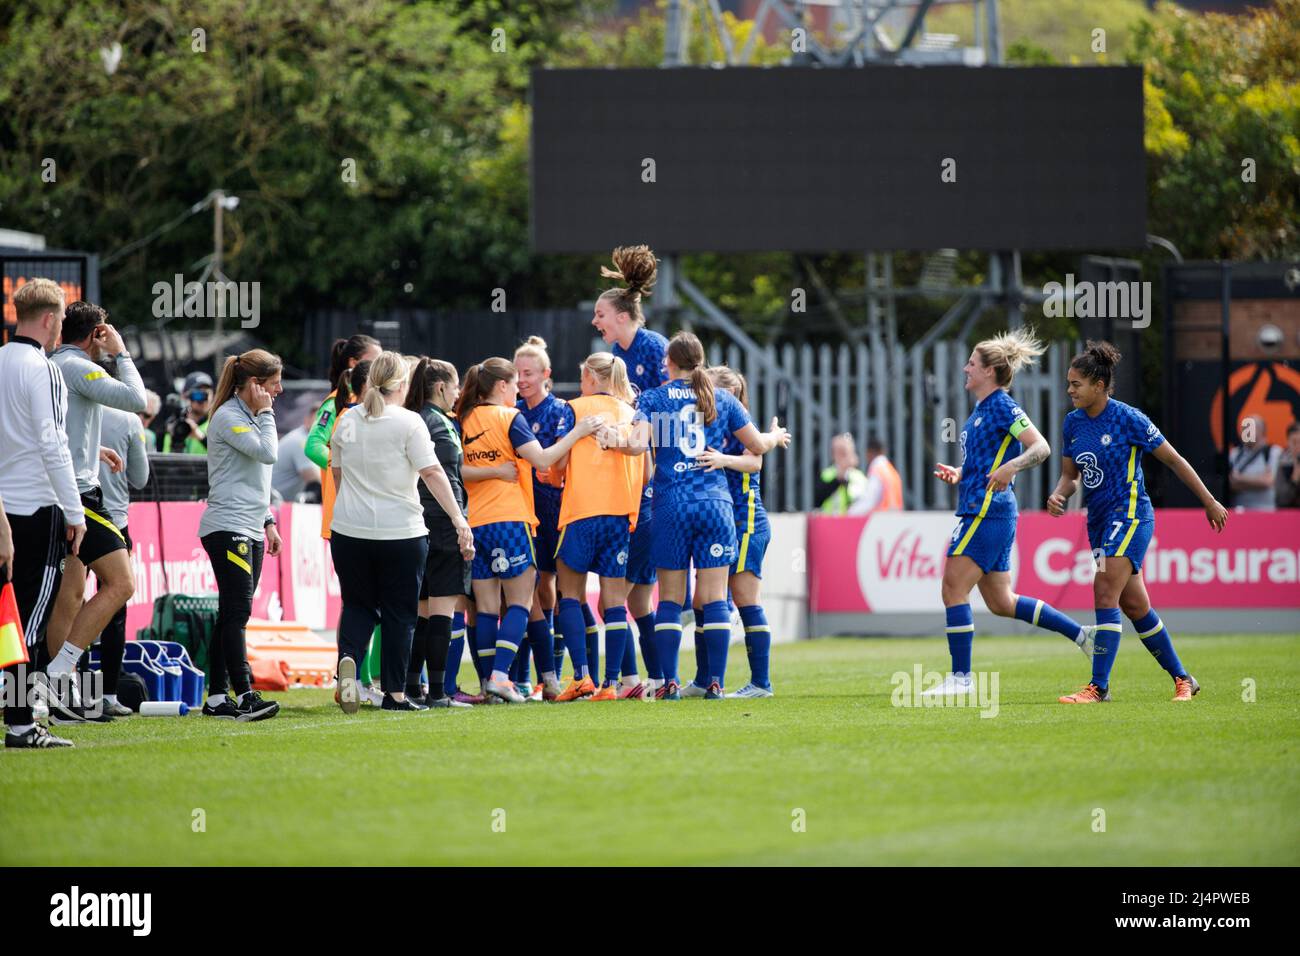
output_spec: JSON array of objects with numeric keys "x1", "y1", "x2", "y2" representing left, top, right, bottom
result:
[
  {"x1": 1070, "y1": 340, "x2": 1122, "y2": 395},
  {"x1": 667, "y1": 331, "x2": 716, "y2": 425},
  {"x1": 598, "y1": 245, "x2": 658, "y2": 326},
  {"x1": 345, "y1": 360, "x2": 371, "y2": 406},
  {"x1": 327, "y1": 334, "x2": 380, "y2": 396},
  {"x1": 406, "y1": 357, "x2": 458, "y2": 412},
  {"x1": 455, "y1": 357, "x2": 516, "y2": 422}
]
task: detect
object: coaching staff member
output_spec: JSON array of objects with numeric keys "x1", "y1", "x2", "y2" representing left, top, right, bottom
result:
[{"x1": 0, "y1": 279, "x2": 86, "y2": 749}]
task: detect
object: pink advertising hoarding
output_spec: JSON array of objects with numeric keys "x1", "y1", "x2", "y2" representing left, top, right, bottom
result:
[
  {"x1": 120, "y1": 502, "x2": 342, "y2": 637},
  {"x1": 810, "y1": 510, "x2": 1300, "y2": 613}
]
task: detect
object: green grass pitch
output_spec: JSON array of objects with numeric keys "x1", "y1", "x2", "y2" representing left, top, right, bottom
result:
[{"x1": 2, "y1": 634, "x2": 1297, "y2": 866}]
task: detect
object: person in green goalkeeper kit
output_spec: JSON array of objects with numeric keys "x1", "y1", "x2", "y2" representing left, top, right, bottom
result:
[{"x1": 815, "y1": 432, "x2": 868, "y2": 514}]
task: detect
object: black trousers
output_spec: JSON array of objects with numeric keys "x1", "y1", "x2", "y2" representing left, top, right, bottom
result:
[
  {"x1": 2, "y1": 506, "x2": 66, "y2": 727},
  {"x1": 95, "y1": 525, "x2": 132, "y2": 695},
  {"x1": 330, "y1": 532, "x2": 427, "y2": 695},
  {"x1": 200, "y1": 530, "x2": 264, "y2": 697}
]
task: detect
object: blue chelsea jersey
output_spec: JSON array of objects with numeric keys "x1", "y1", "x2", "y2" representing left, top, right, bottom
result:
[
  {"x1": 721, "y1": 432, "x2": 767, "y2": 532},
  {"x1": 634, "y1": 383, "x2": 752, "y2": 506},
  {"x1": 516, "y1": 392, "x2": 573, "y2": 509},
  {"x1": 956, "y1": 389, "x2": 1034, "y2": 518},
  {"x1": 613, "y1": 328, "x2": 670, "y2": 399},
  {"x1": 1063, "y1": 398, "x2": 1163, "y2": 523}
]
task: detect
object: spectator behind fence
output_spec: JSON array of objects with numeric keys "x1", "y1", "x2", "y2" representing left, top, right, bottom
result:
[
  {"x1": 273, "y1": 404, "x2": 323, "y2": 503},
  {"x1": 815, "y1": 432, "x2": 868, "y2": 514},
  {"x1": 848, "y1": 435, "x2": 904, "y2": 515},
  {"x1": 1276, "y1": 421, "x2": 1300, "y2": 509},
  {"x1": 1228, "y1": 415, "x2": 1281, "y2": 511},
  {"x1": 139, "y1": 389, "x2": 161, "y2": 452}
]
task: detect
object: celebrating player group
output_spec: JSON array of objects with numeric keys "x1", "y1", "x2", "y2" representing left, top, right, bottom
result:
[
  {"x1": 2, "y1": 244, "x2": 1231, "y2": 751},
  {"x1": 310, "y1": 243, "x2": 793, "y2": 715}
]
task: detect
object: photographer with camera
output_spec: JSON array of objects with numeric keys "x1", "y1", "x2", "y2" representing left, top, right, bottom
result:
[{"x1": 161, "y1": 371, "x2": 214, "y2": 454}]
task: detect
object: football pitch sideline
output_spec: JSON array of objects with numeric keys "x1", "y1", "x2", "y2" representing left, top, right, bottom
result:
[{"x1": 2, "y1": 635, "x2": 1297, "y2": 867}]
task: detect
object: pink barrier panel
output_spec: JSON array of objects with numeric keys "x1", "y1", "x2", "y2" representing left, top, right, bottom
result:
[
  {"x1": 123, "y1": 501, "x2": 302, "y2": 637},
  {"x1": 809, "y1": 509, "x2": 1300, "y2": 613}
]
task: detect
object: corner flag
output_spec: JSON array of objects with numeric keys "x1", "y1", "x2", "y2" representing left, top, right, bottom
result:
[{"x1": 0, "y1": 582, "x2": 29, "y2": 669}]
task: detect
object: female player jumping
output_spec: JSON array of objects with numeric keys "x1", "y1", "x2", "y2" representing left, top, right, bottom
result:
[
  {"x1": 592, "y1": 245, "x2": 668, "y2": 691},
  {"x1": 455, "y1": 357, "x2": 599, "y2": 703},
  {"x1": 1048, "y1": 341, "x2": 1227, "y2": 703},
  {"x1": 930, "y1": 328, "x2": 1095, "y2": 696},
  {"x1": 601, "y1": 332, "x2": 786, "y2": 700},
  {"x1": 550, "y1": 353, "x2": 644, "y2": 701}
]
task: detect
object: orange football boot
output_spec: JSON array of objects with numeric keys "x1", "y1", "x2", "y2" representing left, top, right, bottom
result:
[
  {"x1": 1058, "y1": 683, "x2": 1111, "y2": 704},
  {"x1": 556, "y1": 676, "x2": 596, "y2": 702}
]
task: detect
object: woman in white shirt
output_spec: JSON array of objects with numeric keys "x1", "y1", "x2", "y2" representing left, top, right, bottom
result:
[{"x1": 330, "y1": 351, "x2": 474, "y2": 713}]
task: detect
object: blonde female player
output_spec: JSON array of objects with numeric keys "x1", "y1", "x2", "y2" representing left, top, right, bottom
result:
[
  {"x1": 592, "y1": 245, "x2": 668, "y2": 691},
  {"x1": 455, "y1": 358, "x2": 599, "y2": 702},
  {"x1": 929, "y1": 328, "x2": 1096, "y2": 696},
  {"x1": 689, "y1": 366, "x2": 791, "y2": 698},
  {"x1": 510, "y1": 337, "x2": 569, "y2": 697},
  {"x1": 599, "y1": 332, "x2": 786, "y2": 700},
  {"x1": 549, "y1": 353, "x2": 644, "y2": 701}
]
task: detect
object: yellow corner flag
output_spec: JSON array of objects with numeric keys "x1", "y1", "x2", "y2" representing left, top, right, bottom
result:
[{"x1": 0, "y1": 582, "x2": 29, "y2": 669}]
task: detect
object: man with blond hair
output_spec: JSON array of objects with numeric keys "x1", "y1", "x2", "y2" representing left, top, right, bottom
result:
[{"x1": 0, "y1": 278, "x2": 86, "y2": 748}]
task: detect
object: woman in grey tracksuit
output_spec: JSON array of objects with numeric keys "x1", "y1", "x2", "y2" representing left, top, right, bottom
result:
[{"x1": 197, "y1": 350, "x2": 284, "y2": 722}]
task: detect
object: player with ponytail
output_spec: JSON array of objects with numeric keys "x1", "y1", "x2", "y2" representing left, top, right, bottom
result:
[
  {"x1": 305, "y1": 334, "x2": 380, "y2": 540},
  {"x1": 1050, "y1": 342, "x2": 1227, "y2": 704},
  {"x1": 456, "y1": 357, "x2": 600, "y2": 703},
  {"x1": 598, "y1": 332, "x2": 786, "y2": 700},
  {"x1": 930, "y1": 327, "x2": 1096, "y2": 696},
  {"x1": 198, "y1": 350, "x2": 284, "y2": 721},
  {"x1": 550, "y1": 353, "x2": 646, "y2": 701},
  {"x1": 688, "y1": 366, "x2": 791, "y2": 698},
  {"x1": 592, "y1": 246, "x2": 670, "y2": 690}
]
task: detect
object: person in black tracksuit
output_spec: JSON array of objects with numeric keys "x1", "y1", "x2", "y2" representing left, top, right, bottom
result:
[
  {"x1": 403, "y1": 358, "x2": 474, "y2": 707},
  {"x1": 0, "y1": 280, "x2": 86, "y2": 749}
]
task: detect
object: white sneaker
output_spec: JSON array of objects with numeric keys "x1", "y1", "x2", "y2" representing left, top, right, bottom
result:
[
  {"x1": 338, "y1": 657, "x2": 360, "y2": 715},
  {"x1": 484, "y1": 678, "x2": 525, "y2": 704},
  {"x1": 1076, "y1": 625, "x2": 1096, "y2": 658},
  {"x1": 918, "y1": 674, "x2": 974, "y2": 697},
  {"x1": 725, "y1": 682, "x2": 774, "y2": 699},
  {"x1": 361, "y1": 685, "x2": 384, "y2": 707},
  {"x1": 680, "y1": 681, "x2": 708, "y2": 698}
]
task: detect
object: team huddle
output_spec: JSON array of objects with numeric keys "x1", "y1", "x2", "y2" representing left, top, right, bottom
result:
[
  {"x1": 0, "y1": 247, "x2": 1229, "y2": 749},
  {"x1": 311, "y1": 244, "x2": 792, "y2": 716}
]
